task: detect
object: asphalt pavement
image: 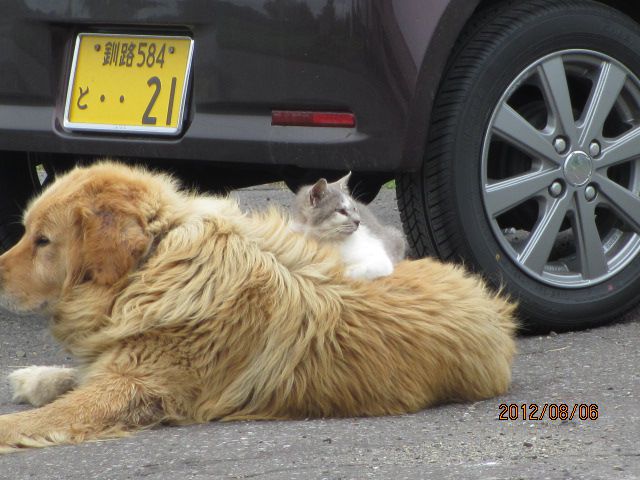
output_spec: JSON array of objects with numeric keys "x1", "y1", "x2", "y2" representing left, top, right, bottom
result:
[{"x1": 0, "y1": 185, "x2": 638, "y2": 480}]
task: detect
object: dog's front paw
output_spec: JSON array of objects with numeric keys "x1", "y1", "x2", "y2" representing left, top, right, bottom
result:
[{"x1": 9, "y1": 366, "x2": 77, "y2": 407}]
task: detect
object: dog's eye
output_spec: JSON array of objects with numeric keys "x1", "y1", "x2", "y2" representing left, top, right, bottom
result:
[{"x1": 34, "y1": 235, "x2": 50, "y2": 247}]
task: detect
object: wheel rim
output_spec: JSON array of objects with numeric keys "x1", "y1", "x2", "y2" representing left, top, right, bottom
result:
[{"x1": 482, "y1": 49, "x2": 640, "y2": 288}]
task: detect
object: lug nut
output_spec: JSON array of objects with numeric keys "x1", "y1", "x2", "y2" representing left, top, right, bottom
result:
[
  {"x1": 549, "y1": 181, "x2": 563, "y2": 197},
  {"x1": 589, "y1": 140, "x2": 601, "y2": 157},
  {"x1": 585, "y1": 185, "x2": 597, "y2": 201},
  {"x1": 553, "y1": 137, "x2": 568, "y2": 154}
]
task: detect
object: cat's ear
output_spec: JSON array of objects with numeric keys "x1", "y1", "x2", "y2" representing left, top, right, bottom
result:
[
  {"x1": 310, "y1": 178, "x2": 329, "y2": 207},
  {"x1": 337, "y1": 171, "x2": 352, "y2": 191}
]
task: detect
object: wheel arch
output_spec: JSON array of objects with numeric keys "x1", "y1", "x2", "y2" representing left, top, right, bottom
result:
[
  {"x1": 398, "y1": 0, "x2": 481, "y2": 172},
  {"x1": 597, "y1": 0, "x2": 640, "y2": 22}
]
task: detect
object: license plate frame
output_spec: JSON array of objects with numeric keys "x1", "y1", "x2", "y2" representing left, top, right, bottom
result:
[{"x1": 63, "y1": 33, "x2": 194, "y2": 135}]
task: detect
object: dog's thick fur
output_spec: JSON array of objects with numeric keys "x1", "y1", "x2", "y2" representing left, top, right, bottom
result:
[{"x1": 0, "y1": 162, "x2": 517, "y2": 452}]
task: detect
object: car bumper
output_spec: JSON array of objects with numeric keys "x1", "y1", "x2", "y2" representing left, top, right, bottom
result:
[{"x1": 0, "y1": 0, "x2": 427, "y2": 172}]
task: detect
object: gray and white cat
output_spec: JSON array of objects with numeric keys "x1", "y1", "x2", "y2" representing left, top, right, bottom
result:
[{"x1": 291, "y1": 173, "x2": 406, "y2": 280}]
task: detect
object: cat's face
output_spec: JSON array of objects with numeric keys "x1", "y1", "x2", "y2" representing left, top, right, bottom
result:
[{"x1": 295, "y1": 173, "x2": 361, "y2": 240}]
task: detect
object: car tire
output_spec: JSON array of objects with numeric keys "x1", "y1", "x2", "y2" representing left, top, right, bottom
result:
[{"x1": 397, "y1": 0, "x2": 640, "y2": 330}]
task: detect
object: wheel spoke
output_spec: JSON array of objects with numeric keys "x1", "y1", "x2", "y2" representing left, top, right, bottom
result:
[
  {"x1": 579, "y1": 61, "x2": 627, "y2": 146},
  {"x1": 485, "y1": 168, "x2": 561, "y2": 217},
  {"x1": 595, "y1": 173, "x2": 640, "y2": 232},
  {"x1": 492, "y1": 103, "x2": 562, "y2": 165},
  {"x1": 573, "y1": 195, "x2": 607, "y2": 280},
  {"x1": 519, "y1": 193, "x2": 572, "y2": 274},
  {"x1": 598, "y1": 126, "x2": 640, "y2": 169},
  {"x1": 538, "y1": 57, "x2": 578, "y2": 139}
]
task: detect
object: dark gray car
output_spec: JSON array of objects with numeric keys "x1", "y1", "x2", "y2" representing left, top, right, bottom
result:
[{"x1": 3, "y1": 0, "x2": 640, "y2": 331}]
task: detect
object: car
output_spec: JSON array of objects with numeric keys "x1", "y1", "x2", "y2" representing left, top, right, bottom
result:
[{"x1": 3, "y1": 0, "x2": 640, "y2": 331}]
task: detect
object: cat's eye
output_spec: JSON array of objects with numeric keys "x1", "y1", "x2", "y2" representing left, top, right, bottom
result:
[
  {"x1": 336, "y1": 208, "x2": 348, "y2": 216},
  {"x1": 34, "y1": 235, "x2": 50, "y2": 247}
]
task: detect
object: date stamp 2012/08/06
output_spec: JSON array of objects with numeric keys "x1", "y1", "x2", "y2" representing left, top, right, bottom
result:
[{"x1": 498, "y1": 403, "x2": 599, "y2": 421}]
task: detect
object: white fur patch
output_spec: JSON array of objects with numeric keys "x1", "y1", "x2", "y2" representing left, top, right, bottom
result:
[
  {"x1": 340, "y1": 226, "x2": 394, "y2": 280},
  {"x1": 9, "y1": 366, "x2": 77, "y2": 407},
  {"x1": 289, "y1": 221, "x2": 306, "y2": 234}
]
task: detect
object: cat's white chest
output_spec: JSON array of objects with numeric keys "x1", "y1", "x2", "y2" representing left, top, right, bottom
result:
[{"x1": 340, "y1": 226, "x2": 394, "y2": 280}]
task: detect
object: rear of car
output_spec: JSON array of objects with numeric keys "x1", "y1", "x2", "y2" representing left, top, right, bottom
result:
[{"x1": 0, "y1": 1, "x2": 460, "y2": 179}]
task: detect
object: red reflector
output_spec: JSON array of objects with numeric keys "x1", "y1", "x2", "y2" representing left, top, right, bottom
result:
[{"x1": 271, "y1": 110, "x2": 356, "y2": 128}]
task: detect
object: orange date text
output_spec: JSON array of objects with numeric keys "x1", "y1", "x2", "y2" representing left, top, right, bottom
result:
[{"x1": 498, "y1": 403, "x2": 599, "y2": 421}]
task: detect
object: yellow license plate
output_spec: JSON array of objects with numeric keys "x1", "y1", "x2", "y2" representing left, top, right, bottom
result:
[{"x1": 64, "y1": 33, "x2": 194, "y2": 134}]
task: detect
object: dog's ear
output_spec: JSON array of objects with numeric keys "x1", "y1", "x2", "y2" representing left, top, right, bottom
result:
[{"x1": 70, "y1": 205, "x2": 152, "y2": 286}]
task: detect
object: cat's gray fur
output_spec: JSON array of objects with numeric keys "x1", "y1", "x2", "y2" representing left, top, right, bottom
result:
[{"x1": 291, "y1": 173, "x2": 406, "y2": 267}]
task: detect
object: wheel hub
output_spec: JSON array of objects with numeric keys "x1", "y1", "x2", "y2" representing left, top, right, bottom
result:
[
  {"x1": 482, "y1": 49, "x2": 640, "y2": 288},
  {"x1": 563, "y1": 151, "x2": 593, "y2": 186}
]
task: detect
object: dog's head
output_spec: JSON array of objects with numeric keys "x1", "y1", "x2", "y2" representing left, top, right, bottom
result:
[{"x1": 0, "y1": 162, "x2": 172, "y2": 313}]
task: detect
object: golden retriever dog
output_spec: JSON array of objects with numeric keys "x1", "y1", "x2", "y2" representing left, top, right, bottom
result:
[{"x1": 0, "y1": 161, "x2": 517, "y2": 452}]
